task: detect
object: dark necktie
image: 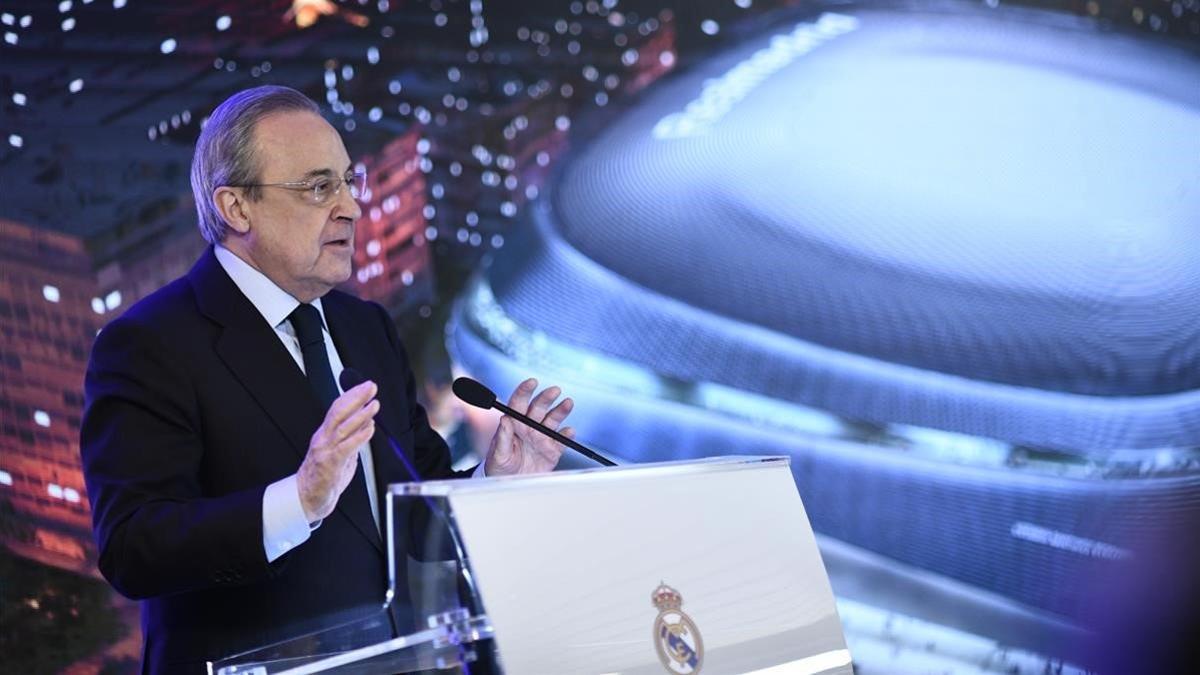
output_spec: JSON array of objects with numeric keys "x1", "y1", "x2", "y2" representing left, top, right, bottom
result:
[{"x1": 288, "y1": 303, "x2": 339, "y2": 408}]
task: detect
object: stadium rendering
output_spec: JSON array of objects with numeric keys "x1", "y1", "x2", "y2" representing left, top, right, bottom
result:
[{"x1": 449, "y1": 1, "x2": 1200, "y2": 667}]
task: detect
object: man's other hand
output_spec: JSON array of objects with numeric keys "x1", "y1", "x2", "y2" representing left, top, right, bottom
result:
[
  {"x1": 484, "y1": 378, "x2": 573, "y2": 476},
  {"x1": 297, "y1": 381, "x2": 378, "y2": 521}
]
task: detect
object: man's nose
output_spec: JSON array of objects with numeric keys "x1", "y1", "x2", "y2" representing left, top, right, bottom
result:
[{"x1": 334, "y1": 177, "x2": 363, "y2": 220}]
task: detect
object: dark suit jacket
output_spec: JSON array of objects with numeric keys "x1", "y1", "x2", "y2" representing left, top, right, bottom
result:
[{"x1": 80, "y1": 247, "x2": 464, "y2": 673}]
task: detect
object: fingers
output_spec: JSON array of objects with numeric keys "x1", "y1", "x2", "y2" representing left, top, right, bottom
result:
[
  {"x1": 526, "y1": 385, "x2": 561, "y2": 424},
  {"x1": 326, "y1": 380, "x2": 377, "y2": 427},
  {"x1": 541, "y1": 397, "x2": 573, "y2": 431},
  {"x1": 505, "y1": 379, "x2": 572, "y2": 429},
  {"x1": 505, "y1": 378, "x2": 538, "y2": 415},
  {"x1": 334, "y1": 398, "x2": 379, "y2": 444}
]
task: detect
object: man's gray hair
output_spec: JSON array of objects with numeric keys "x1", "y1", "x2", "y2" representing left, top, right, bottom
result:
[{"x1": 190, "y1": 85, "x2": 321, "y2": 244}]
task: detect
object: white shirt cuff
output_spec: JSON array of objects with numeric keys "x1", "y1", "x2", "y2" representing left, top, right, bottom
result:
[{"x1": 262, "y1": 473, "x2": 317, "y2": 563}]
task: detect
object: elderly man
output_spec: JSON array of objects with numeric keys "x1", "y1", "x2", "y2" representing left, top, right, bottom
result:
[{"x1": 79, "y1": 85, "x2": 573, "y2": 673}]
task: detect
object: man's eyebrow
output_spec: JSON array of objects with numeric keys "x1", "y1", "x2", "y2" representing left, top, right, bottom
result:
[{"x1": 299, "y1": 168, "x2": 337, "y2": 180}]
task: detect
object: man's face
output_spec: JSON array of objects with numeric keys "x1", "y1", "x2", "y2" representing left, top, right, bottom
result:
[{"x1": 237, "y1": 110, "x2": 361, "y2": 302}]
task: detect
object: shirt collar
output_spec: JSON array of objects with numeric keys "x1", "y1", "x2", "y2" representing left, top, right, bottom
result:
[{"x1": 214, "y1": 245, "x2": 326, "y2": 330}]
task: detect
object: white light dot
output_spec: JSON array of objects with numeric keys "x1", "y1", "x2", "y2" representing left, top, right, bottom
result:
[
  {"x1": 735, "y1": 0, "x2": 752, "y2": 8},
  {"x1": 367, "y1": 46, "x2": 380, "y2": 64},
  {"x1": 113, "y1": 0, "x2": 127, "y2": 7},
  {"x1": 342, "y1": 64, "x2": 355, "y2": 80},
  {"x1": 0, "y1": 14, "x2": 11, "y2": 26},
  {"x1": 659, "y1": 51, "x2": 676, "y2": 67},
  {"x1": 34, "y1": 410, "x2": 51, "y2": 428},
  {"x1": 416, "y1": 138, "x2": 431, "y2": 154},
  {"x1": 12, "y1": 92, "x2": 26, "y2": 106},
  {"x1": 68, "y1": 78, "x2": 84, "y2": 93},
  {"x1": 104, "y1": 290, "x2": 122, "y2": 310},
  {"x1": 42, "y1": 285, "x2": 61, "y2": 303},
  {"x1": 389, "y1": 79, "x2": 402, "y2": 94},
  {"x1": 435, "y1": 13, "x2": 447, "y2": 27},
  {"x1": 64, "y1": 487, "x2": 81, "y2": 503},
  {"x1": 424, "y1": 226, "x2": 438, "y2": 241},
  {"x1": 0, "y1": 470, "x2": 12, "y2": 486},
  {"x1": 366, "y1": 239, "x2": 382, "y2": 256},
  {"x1": 61, "y1": 17, "x2": 75, "y2": 31},
  {"x1": 161, "y1": 38, "x2": 177, "y2": 54},
  {"x1": 536, "y1": 151, "x2": 550, "y2": 167},
  {"x1": 401, "y1": 270, "x2": 414, "y2": 286},
  {"x1": 3, "y1": 32, "x2": 15, "y2": 45},
  {"x1": 19, "y1": 15, "x2": 31, "y2": 27},
  {"x1": 621, "y1": 49, "x2": 639, "y2": 66},
  {"x1": 456, "y1": 228, "x2": 469, "y2": 243},
  {"x1": 59, "y1": 1, "x2": 72, "y2": 13},
  {"x1": 555, "y1": 116, "x2": 571, "y2": 131},
  {"x1": 500, "y1": 201, "x2": 517, "y2": 217},
  {"x1": 701, "y1": 20, "x2": 720, "y2": 35},
  {"x1": 48, "y1": 484, "x2": 64, "y2": 499},
  {"x1": 423, "y1": 205, "x2": 437, "y2": 219},
  {"x1": 491, "y1": 234, "x2": 505, "y2": 248},
  {"x1": 368, "y1": 107, "x2": 382, "y2": 122},
  {"x1": 216, "y1": 15, "x2": 231, "y2": 31},
  {"x1": 91, "y1": 297, "x2": 105, "y2": 314},
  {"x1": 8, "y1": 134, "x2": 22, "y2": 148}
]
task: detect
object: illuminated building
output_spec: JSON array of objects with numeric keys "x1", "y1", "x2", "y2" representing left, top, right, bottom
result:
[
  {"x1": 351, "y1": 127, "x2": 436, "y2": 316},
  {"x1": 0, "y1": 219, "x2": 100, "y2": 573}
]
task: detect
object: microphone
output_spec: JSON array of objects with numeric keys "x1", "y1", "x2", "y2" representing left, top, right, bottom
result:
[
  {"x1": 339, "y1": 367, "x2": 422, "y2": 482},
  {"x1": 340, "y1": 368, "x2": 490, "y2": 630},
  {"x1": 452, "y1": 376, "x2": 617, "y2": 467}
]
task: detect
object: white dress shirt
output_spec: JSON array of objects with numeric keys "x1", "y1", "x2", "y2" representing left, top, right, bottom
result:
[{"x1": 214, "y1": 246, "x2": 381, "y2": 563}]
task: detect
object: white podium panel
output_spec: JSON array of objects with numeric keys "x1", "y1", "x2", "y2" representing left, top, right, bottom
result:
[{"x1": 399, "y1": 456, "x2": 851, "y2": 674}]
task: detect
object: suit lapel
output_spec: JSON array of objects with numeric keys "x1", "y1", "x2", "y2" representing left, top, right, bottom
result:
[
  {"x1": 190, "y1": 248, "x2": 323, "y2": 461},
  {"x1": 189, "y1": 248, "x2": 384, "y2": 554}
]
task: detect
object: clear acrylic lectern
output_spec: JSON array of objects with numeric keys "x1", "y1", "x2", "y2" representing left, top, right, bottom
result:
[{"x1": 210, "y1": 456, "x2": 851, "y2": 675}]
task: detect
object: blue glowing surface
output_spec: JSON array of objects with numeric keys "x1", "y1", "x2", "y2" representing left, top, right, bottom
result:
[{"x1": 549, "y1": 8, "x2": 1200, "y2": 397}]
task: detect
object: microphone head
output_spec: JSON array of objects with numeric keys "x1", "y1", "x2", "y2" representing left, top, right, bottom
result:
[
  {"x1": 339, "y1": 367, "x2": 367, "y2": 392},
  {"x1": 452, "y1": 377, "x2": 497, "y2": 409}
]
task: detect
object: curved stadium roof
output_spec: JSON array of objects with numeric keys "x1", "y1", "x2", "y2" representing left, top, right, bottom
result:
[{"x1": 485, "y1": 4, "x2": 1200, "y2": 453}]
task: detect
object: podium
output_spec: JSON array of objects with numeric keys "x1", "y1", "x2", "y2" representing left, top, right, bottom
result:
[{"x1": 210, "y1": 456, "x2": 851, "y2": 674}]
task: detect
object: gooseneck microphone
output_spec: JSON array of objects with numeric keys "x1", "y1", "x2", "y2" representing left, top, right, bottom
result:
[
  {"x1": 339, "y1": 368, "x2": 423, "y2": 482},
  {"x1": 452, "y1": 376, "x2": 618, "y2": 467}
]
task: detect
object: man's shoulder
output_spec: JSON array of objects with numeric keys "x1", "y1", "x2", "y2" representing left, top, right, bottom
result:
[
  {"x1": 324, "y1": 288, "x2": 387, "y2": 323},
  {"x1": 117, "y1": 275, "x2": 201, "y2": 330}
]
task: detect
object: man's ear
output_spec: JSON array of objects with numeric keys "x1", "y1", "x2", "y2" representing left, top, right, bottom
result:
[{"x1": 213, "y1": 186, "x2": 251, "y2": 235}]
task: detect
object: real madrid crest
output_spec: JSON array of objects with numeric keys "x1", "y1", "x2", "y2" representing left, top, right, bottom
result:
[{"x1": 651, "y1": 582, "x2": 704, "y2": 674}]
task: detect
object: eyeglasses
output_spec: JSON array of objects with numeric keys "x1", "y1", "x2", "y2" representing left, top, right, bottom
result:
[{"x1": 232, "y1": 169, "x2": 367, "y2": 205}]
